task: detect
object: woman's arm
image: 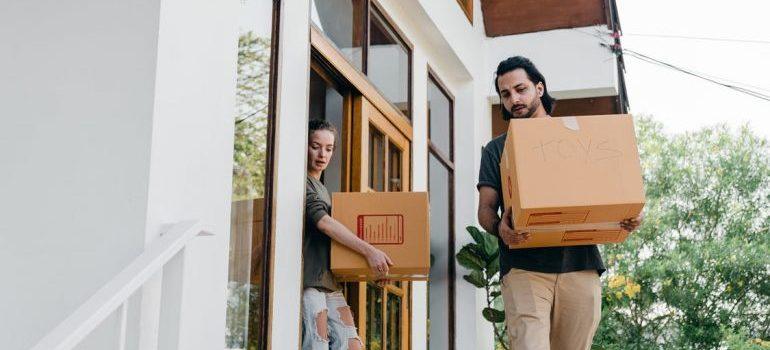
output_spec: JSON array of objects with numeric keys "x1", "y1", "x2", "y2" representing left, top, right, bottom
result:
[{"x1": 316, "y1": 214, "x2": 393, "y2": 278}]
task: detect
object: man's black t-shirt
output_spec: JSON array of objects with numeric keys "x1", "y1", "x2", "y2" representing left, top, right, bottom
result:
[{"x1": 478, "y1": 133, "x2": 606, "y2": 277}]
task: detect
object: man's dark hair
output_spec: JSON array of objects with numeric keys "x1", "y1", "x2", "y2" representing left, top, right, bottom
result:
[
  {"x1": 308, "y1": 119, "x2": 337, "y2": 140},
  {"x1": 494, "y1": 56, "x2": 556, "y2": 120}
]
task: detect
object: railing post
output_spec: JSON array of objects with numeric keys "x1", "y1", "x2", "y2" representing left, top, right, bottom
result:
[{"x1": 157, "y1": 247, "x2": 187, "y2": 350}]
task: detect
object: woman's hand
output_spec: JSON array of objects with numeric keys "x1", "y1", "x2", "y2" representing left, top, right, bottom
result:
[{"x1": 365, "y1": 246, "x2": 394, "y2": 279}]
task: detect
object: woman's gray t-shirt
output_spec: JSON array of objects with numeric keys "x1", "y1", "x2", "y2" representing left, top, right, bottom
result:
[{"x1": 303, "y1": 175, "x2": 341, "y2": 291}]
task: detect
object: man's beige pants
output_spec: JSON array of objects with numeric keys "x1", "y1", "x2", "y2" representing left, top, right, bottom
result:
[{"x1": 501, "y1": 268, "x2": 601, "y2": 350}]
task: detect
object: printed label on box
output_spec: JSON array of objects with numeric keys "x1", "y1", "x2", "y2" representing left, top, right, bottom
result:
[{"x1": 357, "y1": 214, "x2": 404, "y2": 245}]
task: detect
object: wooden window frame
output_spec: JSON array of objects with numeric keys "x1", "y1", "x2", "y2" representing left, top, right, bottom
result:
[
  {"x1": 310, "y1": 0, "x2": 413, "y2": 122},
  {"x1": 426, "y1": 68, "x2": 456, "y2": 350},
  {"x1": 253, "y1": 1, "x2": 281, "y2": 349},
  {"x1": 309, "y1": 4, "x2": 415, "y2": 349}
]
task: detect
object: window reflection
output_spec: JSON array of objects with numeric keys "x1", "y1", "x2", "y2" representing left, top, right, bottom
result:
[
  {"x1": 367, "y1": 284, "x2": 384, "y2": 350},
  {"x1": 367, "y1": 8, "x2": 410, "y2": 118},
  {"x1": 309, "y1": 65, "x2": 345, "y2": 193},
  {"x1": 227, "y1": 0, "x2": 275, "y2": 348},
  {"x1": 310, "y1": 0, "x2": 366, "y2": 70},
  {"x1": 428, "y1": 77, "x2": 452, "y2": 160},
  {"x1": 369, "y1": 127, "x2": 386, "y2": 192},
  {"x1": 386, "y1": 295, "x2": 402, "y2": 350},
  {"x1": 388, "y1": 144, "x2": 402, "y2": 192}
]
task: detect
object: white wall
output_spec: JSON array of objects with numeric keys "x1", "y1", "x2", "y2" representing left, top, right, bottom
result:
[
  {"x1": 142, "y1": 0, "x2": 239, "y2": 348},
  {"x1": 485, "y1": 25, "x2": 619, "y2": 100},
  {"x1": 0, "y1": 0, "x2": 241, "y2": 348},
  {"x1": 0, "y1": 1, "x2": 160, "y2": 348}
]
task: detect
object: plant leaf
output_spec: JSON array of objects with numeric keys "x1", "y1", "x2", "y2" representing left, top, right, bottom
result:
[
  {"x1": 482, "y1": 307, "x2": 506, "y2": 323},
  {"x1": 463, "y1": 270, "x2": 487, "y2": 288},
  {"x1": 456, "y1": 245, "x2": 485, "y2": 271},
  {"x1": 467, "y1": 225, "x2": 485, "y2": 245}
]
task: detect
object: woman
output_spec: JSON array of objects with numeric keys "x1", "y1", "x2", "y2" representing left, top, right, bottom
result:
[{"x1": 302, "y1": 119, "x2": 392, "y2": 350}]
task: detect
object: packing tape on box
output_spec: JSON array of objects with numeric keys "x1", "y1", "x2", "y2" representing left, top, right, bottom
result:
[
  {"x1": 561, "y1": 116, "x2": 580, "y2": 131},
  {"x1": 522, "y1": 221, "x2": 622, "y2": 232}
]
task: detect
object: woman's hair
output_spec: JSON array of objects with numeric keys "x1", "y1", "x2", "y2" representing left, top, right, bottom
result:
[
  {"x1": 494, "y1": 56, "x2": 556, "y2": 120},
  {"x1": 308, "y1": 119, "x2": 337, "y2": 141}
]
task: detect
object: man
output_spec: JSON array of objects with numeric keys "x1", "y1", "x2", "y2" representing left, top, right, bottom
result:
[{"x1": 477, "y1": 56, "x2": 642, "y2": 350}]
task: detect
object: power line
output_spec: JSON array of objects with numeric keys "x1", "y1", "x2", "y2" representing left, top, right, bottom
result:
[
  {"x1": 576, "y1": 28, "x2": 770, "y2": 102},
  {"x1": 623, "y1": 33, "x2": 770, "y2": 45},
  {"x1": 610, "y1": 45, "x2": 770, "y2": 102},
  {"x1": 623, "y1": 50, "x2": 770, "y2": 101}
]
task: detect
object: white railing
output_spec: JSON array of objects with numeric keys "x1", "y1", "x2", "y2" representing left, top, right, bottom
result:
[{"x1": 31, "y1": 220, "x2": 212, "y2": 350}]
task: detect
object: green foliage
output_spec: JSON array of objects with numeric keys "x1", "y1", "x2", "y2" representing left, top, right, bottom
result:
[
  {"x1": 456, "y1": 226, "x2": 509, "y2": 349},
  {"x1": 593, "y1": 117, "x2": 770, "y2": 349},
  {"x1": 232, "y1": 32, "x2": 272, "y2": 201},
  {"x1": 226, "y1": 31, "x2": 272, "y2": 349}
]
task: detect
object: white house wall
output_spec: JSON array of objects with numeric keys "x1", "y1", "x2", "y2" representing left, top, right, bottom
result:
[
  {"x1": 0, "y1": 0, "x2": 242, "y2": 348},
  {"x1": 142, "y1": 0, "x2": 240, "y2": 348},
  {"x1": 485, "y1": 25, "x2": 620, "y2": 101},
  {"x1": 0, "y1": 1, "x2": 160, "y2": 348}
]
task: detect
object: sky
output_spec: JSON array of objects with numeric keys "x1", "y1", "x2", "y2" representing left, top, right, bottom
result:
[{"x1": 616, "y1": 0, "x2": 770, "y2": 139}]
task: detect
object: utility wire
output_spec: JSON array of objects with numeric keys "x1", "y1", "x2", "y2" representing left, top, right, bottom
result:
[
  {"x1": 623, "y1": 33, "x2": 770, "y2": 45},
  {"x1": 575, "y1": 28, "x2": 770, "y2": 102},
  {"x1": 611, "y1": 45, "x2": 770, "y2": 102}
]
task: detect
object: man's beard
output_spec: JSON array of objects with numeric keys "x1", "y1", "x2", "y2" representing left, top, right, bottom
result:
[{"x1": 507, "y1": 98, "x2": 542, "y2": 119}]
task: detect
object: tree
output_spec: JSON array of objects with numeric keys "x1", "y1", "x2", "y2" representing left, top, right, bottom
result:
[
  {"x1": 232, "y1": 32, "x2": 271, "y2": 201},
  {"x1": 593, "y1": 117, "x2": 770, "y2": 349}
]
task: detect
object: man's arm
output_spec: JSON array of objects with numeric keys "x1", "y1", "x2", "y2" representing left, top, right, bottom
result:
[
  {"x1": 478, "y1": 186, "x2": 530, "y2": 246},
  {"x1": 478, "y1": 186, "x2": 502, "y2": 236},
  {"x1": 316, "y1": 214, "x2": 392, "y2": 278}
]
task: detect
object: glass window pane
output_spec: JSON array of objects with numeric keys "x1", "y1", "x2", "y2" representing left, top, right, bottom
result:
[
  {"x1": 388, "y1": 143, "x2": 402, "y2": 192},
  {"x1": 386, "y1": 294, "x2": 402, "y2": 350},
  {"x1": 310, "y1": 0, "x2": 365, "y2": 70},
  {"x1": 367, "y1": 284, "x2": 384, "y2": 349},
  {"x1": 428, "y1": 153, "x2": 451, "y2": 350},
  {"x1": 228, "y1": 0, "x2": 275, "y2": 348},
  {"x1": 367, "y1": 9, "x2": 410, "y2": 118},
  {"x1": 369, "y1": 127, "x2": 386, "y2": 191},
  {"x1": 428, "y1": 77, "x2": 452, "y2": 159},
  {"x1": 309, "y1": 67, "x2": 345, "y2": 193}
]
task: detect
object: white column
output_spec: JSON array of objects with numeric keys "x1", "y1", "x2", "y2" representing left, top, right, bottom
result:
[
  {"x1": 267, "y1": 1, "x2": 312, "y2": 349},
  {"x1": 410, "y1": 47, "x2": 430, "y2": 350},
  {"x1": 142, "y1": 0, "x2": 240, "y2": 348}
]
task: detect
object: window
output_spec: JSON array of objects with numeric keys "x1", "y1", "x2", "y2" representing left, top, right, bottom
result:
[
  {"x1": 427, "y1": 71, "x2": 455, "y2": 350},
  {"x1": 310, "y1": 0, "x2": 366, "y2": 70},
  {"x1": 310, "y1": 0, "x2": 412, "y2": 120},
  {"x1": 309, "y1": 61, "x2": 348, "y2": 193},
  {"x1": 367, "y1": 7, "x2": 411, "y2": 118},
  {"x1": 226, "y1": 0, "x2": 279, "y2": 349}
]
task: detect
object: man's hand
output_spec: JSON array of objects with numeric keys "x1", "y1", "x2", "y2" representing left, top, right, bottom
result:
[
  {"x1": 365, "y1": 246, "x2": 394, "y2": 279},
  {"x1": 499, "y1": 206, "x2": 530, "y2": 246},
  {"x1": 620, "y1": 214, "x2": 644, "y2": 232}
]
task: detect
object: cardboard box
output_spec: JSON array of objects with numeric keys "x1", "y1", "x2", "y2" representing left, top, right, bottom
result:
[
  {"x1": 330, "y1": 192, "x2": 430, "y2": 281},
  {"x1": 499, "y1": 114, "x2": 645, "y2": 248}
]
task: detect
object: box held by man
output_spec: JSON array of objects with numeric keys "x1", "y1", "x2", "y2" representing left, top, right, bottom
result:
[{"x1": 499, "y1": 114, "x2": 645, "y2": 248}]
